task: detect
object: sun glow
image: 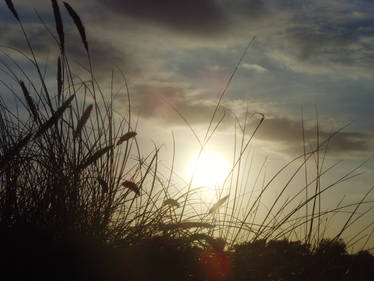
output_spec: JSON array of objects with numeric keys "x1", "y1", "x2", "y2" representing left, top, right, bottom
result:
[{"x1": 187, "y1": 149, "x2": 231, "y2": 195}]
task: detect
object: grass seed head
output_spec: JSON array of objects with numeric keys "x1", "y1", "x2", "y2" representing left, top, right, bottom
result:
[
  {"x1": 122, "y1": 180, "x2": 140, "y2": 195},
  {"x1": 34, "y1": 94, "x2": 75, "y2": 139},
  {"x1": 79, "y1": 145, "x2": 113, "y2": 170},
  {"x1": 117, "y1": 132, "x2": 137, "y2": 146},
  {"x1": 209, "y1": 195, "x2": 230, "y2": 214},
  {"x1": 63, "y1": 2, "x2": 88, "y2": 52},
  {"x1": 73, "y1": 104, "x2": 93, "y2": 139},
  {"x1": 20, "y1": 80, "x2": 39, "y2": 122},
  {"x1": 51, "y1": 0, "x2": 64, "y2": 53},
  {"x1": 163, "y1": 198, "x2": 180, "y2": 208},
  {"x1": 5, "y1": 0, "x2": 19, "y2": 21}
]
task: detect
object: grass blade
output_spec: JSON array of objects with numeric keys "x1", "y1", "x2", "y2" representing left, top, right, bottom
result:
[
  {"x1": 63, "y1": 2, "x2": 88, "y2": 52},
  {"x1": 19, "y1": 80, "x2": 39, "y2": 122},
  {"x1": 190, "y1": 234, "x2": 225, "y2": 250},
  {"x1": 209, "y1": 195, "x2": 230, "y2": 214},
  {"x1": 34, "y1": 94, "x2": 75, "y2": 139},
  {"x1": 98, "y1": 177, "x2": 108, "y2": 193},
  {"x1": 0, "y1": 132, "x2": 33, "y2": 171},
  {"x1": 116, "y1": 132, "x2": 137, "y2": 146},
  {"x1": 79, "y1": 145, "x2": 113, "y2": 170},
  {"x1": 163, "y1": 198, "x2": 180, "y2": 208},
  {"x1": 73, "y1": 104, "x2": 93, "y2": 139},
  {"x1": 334, "y1": 185, "x2": 374, "y2": 240},
  {"x1": 161, "y1": 222, "x2": 214, "y2": 231},
  {"x1": 122, "y1": 180, "x2": 140, "y2": 195},
  {"x1": 51, "y1": 0, "x2": 64, "y2": 53},
  {"x1": 5, "y1": 0, "x2": 19, "y2": 21},
  {"x1": 57, "y1": 56, "x2": 63, "y2": 101}
]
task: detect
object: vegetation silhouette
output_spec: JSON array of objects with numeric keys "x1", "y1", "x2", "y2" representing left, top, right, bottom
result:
[
  {"x1": 230, "y1": 239, "x2": 374, "y2": 281},
  {"x1": 1, "y1": 1, "x2": 374, "y2": 281}
]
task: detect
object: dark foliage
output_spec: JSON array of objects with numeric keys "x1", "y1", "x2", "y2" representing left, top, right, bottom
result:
[
  {"x1": 229, "y1": 239, "x2": 374, "y2": 281},
  {"x1": 1, "y1": 222, "x2": 112, "y2": 281},
  {"x1": 2, "y1": 229, "x2": 374, "y2": 281}
]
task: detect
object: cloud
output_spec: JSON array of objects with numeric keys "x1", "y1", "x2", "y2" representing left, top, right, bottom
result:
[
  {"x1": 252, "y1": 117, "x2": 373, "y2": 156},
  {"x1": 116, "y1": 85, "x2": 233, "y2": 129},
  {"x1": 284, "y1": 16, "x2": 374, "y2": 63},
  {"x1": 241, "y1": 63, "x2": 268, "y2": 73},
  {"x1": 4, "y1": 0, "x2": 90, "y2": 12},
  {"x1": 262, "y1": 1, "x2": 374, "y2": 77},
  {"x1": 94, "y1": 0, "x2": 228, "y2": 36},
  {"x1": 223, "y1": 0, "x2": 267, "y2": 18}
]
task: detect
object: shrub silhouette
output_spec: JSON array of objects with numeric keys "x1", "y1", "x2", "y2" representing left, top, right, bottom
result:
[
  {"x1": 112, "y1": 236, "x2": 201, "y2": 281},
  {"x1": 229, "y1": 239, "x2": 374, "y2": 281},
  {"x1": 230, "y1": 240, "x2": 310, "y2": 281}
]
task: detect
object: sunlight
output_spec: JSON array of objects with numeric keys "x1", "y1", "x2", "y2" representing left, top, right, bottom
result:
[{"x1": 187, "y1": 149, "x2": 231, "y2": 197}]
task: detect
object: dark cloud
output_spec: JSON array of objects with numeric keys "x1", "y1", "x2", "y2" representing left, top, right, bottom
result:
[
  {"x1": 253, "y1": 117, "x2": 373, "y2": 156},
  {"x1": 0, "y1": 23, "x2": 140, "y2": 80},
  {"x1": 95, "y1": 0, "x2": 228, "y2": 35},
  {"x1": 223, "y1": 0, "x2": 267, "y2": 18}
]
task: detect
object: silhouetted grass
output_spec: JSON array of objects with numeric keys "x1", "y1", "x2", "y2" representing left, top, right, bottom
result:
[{"x1": 1, "y1": 1, "x2": 374, "y2": 281}]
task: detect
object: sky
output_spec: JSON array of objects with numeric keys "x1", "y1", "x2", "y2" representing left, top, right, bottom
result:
[{"x1": 1, "y1": 0, "x2": 374, "y2": 246}]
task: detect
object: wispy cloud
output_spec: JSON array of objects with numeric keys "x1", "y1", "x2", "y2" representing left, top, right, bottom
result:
[
  {"x1": 120, "y1": 85, "x2": 230, "y2": 128},
  {"x1": 241, "y1": 63, "x2": 268, "y2": 73}
]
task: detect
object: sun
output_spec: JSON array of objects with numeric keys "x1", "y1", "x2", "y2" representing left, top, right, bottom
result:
[{"x1": 187, "y1": 149, "x2": 231, "y2": 195}]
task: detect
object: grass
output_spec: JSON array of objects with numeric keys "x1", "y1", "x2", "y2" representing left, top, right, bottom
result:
[{"x1": 1, "y1": 1, "x2": 374, "y2": 281}]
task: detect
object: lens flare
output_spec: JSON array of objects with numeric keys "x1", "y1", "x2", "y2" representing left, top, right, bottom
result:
[{"x1": 198, "y1": 249, "x2": 231, "y2": 281}]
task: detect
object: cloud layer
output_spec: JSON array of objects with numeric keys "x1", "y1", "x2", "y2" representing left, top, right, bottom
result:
[{"x1": 1, "y1": 0, "x2": 374, "y2": 158}]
